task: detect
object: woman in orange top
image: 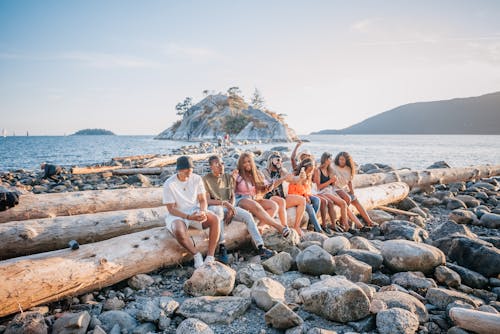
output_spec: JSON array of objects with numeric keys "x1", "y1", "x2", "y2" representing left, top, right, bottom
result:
[{"x1": 288, "y1": 158, "x2": 324, "y2": 236}]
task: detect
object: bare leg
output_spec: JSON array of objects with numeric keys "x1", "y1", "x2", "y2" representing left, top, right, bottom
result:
[
  {"x1": 271, "y1": 196, "x2": 287, "y2": 227},
  {"x1": 201, "y1": 211, "x2": 220, "y2": 257},
  {"x1": 352, "y1": 199, "x2": 375, "y2": 226},
  {"x1": 336, "y1": 190, "x2": 364, "y2": 228},
  {"x1": 324, "y1": 193, "x2": 349, "y2": 230},
  {"x1": 285, "y1": 194, "x2": 306, "y2": 233},
  {"x1": 171, "y1": 220, "x2": 197, "y2": 255},
  {"x1": 317, "y1": 195, "x2": 328, "y2": 225},
  {"x1": 239, "y1": 198, "x2": 284, "y2": 233}
]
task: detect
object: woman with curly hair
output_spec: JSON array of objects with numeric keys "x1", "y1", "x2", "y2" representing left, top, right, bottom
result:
[
  {"x1": 333, "y1": 151, "x2": 376, "y2": 228},
  {"x1": 234, "y1": 152, "x2": 291, "y2": 237}
]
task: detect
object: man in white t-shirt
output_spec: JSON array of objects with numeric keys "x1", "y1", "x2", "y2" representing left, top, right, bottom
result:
[{"x1": 163, "y1": 156, "x2": 220, "y2": 268}]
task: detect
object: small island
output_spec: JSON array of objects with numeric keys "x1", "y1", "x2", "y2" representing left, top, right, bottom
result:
[{"x1": 72, "y1": 129, "x2": 116, "y2": 136}]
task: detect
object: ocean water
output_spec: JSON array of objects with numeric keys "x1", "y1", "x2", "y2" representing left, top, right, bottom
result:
[{"x1": 0, "y1": 135, "x2": 499, "y2": 172}]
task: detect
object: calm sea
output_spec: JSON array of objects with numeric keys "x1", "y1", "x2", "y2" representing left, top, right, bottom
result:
[{"x1": 0, "y1": 135, "x2": 499, "y2": 172}]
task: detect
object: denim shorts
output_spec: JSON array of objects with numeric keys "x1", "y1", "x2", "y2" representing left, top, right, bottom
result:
[{"x1": 234, "y1": 194, "x2": 254, "y2": 206}]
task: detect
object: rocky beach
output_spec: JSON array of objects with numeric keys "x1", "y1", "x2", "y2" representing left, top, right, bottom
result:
[{"x1": 0, "y1": 142, "x2": 499, "y2": 334}]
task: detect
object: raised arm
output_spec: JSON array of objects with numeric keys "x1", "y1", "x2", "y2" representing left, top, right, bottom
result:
[{"x1": 290, "y1": 141, "x2": 302, "y2": 170}]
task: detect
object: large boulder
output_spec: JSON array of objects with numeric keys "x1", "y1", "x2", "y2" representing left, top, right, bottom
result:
[
  {"x1": 263, "y1": 229, "x2": 301, "y2": 253},
  {"x1": 333, "y1": 254, "x2": 372, "y2": 283},
  {"x1": 445, "y1": 236, "x2": 500, "y2": 277},
  {"x1": 372, "y1": 290, "x2": 428, "y2": 323},
  {"x1": 296, "y1": 245, "x2": 335, "y2": 275},
  {"x1": 264, "y1": 301, "x2": 303, "y2": 329},
  {"x1": 448, "y1": 209, "x2": 479, "y2": 224},
  {"x1": 339, "y1": 249, "x2": 383, "y2": 270},
  {"x1": 323, "y1": 236, "x2": 351, "y2": 255},
  {"x1": 184, "y1": 262, "x2": 236, "y2": 296},
  {"x1": 380, "y1": 220, "x2": 428, "y2": 243},
  {"x1": 479, "y1": 212, "x2": 500, "y2": 228},
  {"x1": 430, "y1": 220, "x2": 476, "y2": 241},
  {"x1": 446, "y1": 263, "x2": 488, "y2": 289},
  {"x1": 176, "y1": 296, "x2": 251, "y2": 324},
  {"x1": 300, "y1": 276, "x2": 370, "y2": 323},
  {"x1": 391, "y1": 272, "x2": 437, "y2": 295},
  {"x1": 376, "y1": 308, "x2": 419, "y2": 334},
  {"x1": 367, "y1": 210, "x2": 394, "y2": 224},
  {"x1": 349, "y1": 236, "x2": 381, "y2": 252},
  {"x1": 251, "y1": 277, "x2": 285, "y2": 311},
  {"x1": 381, "y1": 240, "x2": 445, "y2": 274}
]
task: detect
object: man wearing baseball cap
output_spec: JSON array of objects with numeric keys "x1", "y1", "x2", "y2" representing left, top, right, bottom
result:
[{"x1": 163, "y1": 155, "x2": 220, "y2": 268}]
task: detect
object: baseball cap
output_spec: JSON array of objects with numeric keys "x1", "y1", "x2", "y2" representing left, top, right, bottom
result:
[{"x1": 176, "y1": 156, "x2": 194, "y2": 170}]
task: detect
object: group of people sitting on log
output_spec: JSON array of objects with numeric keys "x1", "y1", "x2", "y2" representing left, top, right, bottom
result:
[{"x1": 162, "y1": 141, "x2": 376, "y2": 268}]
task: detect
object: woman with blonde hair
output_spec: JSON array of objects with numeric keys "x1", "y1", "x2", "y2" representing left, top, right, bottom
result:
[
  {"x1": 234, "y1": 152, "x2": 291, "y2": 237},
  {"x1": 333, "y1": 151, "x2": 376, "y2": 228}
]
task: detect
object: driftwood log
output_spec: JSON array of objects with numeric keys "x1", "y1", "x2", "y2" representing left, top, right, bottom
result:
[
  {"x1": 353, "y1": 165, "x2": 500, "y2": 188},
  {"x1": 449, "y1": 307, "x2": 500, "y2": 334},
  {"x1": 0, "y1": 182, "x2": 409, "y2": 317},
  {"x1": 70, "y1": 165, "x2": 122, "y2": 175},
  {"x1": 0, "y1": 182, "x2": 409, "y2": 259},
  {"x1": 0, "y1": 188, "x2": 163, "y2": 224},
  {"x1": 112, "y1": 167, "x2": 169, "y2": 175},
  {"x1": 145, "y1": 153, "x2": 213, "y2": 168},
  {"x1": 111, "y1": 154, "x2": 157, "y2": 161},
  {"x1": 0, "y1": 207, "x2": 166, "y2": 260}
]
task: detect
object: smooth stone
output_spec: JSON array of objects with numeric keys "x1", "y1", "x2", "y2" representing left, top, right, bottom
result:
[
  {"x1": 103, "y1": 297, "x2": 125, "y2": 311},
  {"x1": 430, "y1": 220, "x2": 476, "y2": 241},
  {"x1": 52, "y1": 311, "x2": 91, "y2": 334},
  {"x1": 296, "y1": 245, "x2": 335, "y2": 275},
  {"x1": 323, "y1": 236, "x2": 351, "y2": 255},
  {"x1": 434, "y1": 265, "x2": 461, "y2": 288},
  {"x1": 176, "y1": 318, "x2": 214, "y2": 334},
  {"x1": 236, "y1": 263, "x2": 267, "y2": 287},
  {"x1": 98, "y1": 311, "x2": 138, "y2": 333},
  {"x1": 448, "y1": 209, "x2": 479, "y2": 224},
  {"x1": 372, "y1": 290, "x2": 428, "y2": 323},
  {"x1": 263, "y1": 229, "x2": 301, "y2": 253},
  {"x1": 184, "y1": 262, "x2": 236, "y2": 296},
  {"x1": 349, "y1": 236, "x2": 381, "y2": 252},
  {"x1": 479, "y1": 212, "x2": 500, "y2": 228},
  {"x1": 366, "y1": 210, "x2": 394, "y2": 223},
  {"x1": 176, "y1": 296, "x2": 251, "y2": 324},
  {"x1": 380, "y1": 220, "x2": 428, "y2": 243},
  {"x1": 376, "y1": 308, "x2": 419, "y2": 334},
  {"x1": 425, "y1": 287, "x2": 480, "y2": 309},
  {"x1": 291, "y1": 277, "x2": 311, "y2": 289},
  {"x1": 265, "y1": 301, "x2": 304, "y2": 329},
  {"x1": 251, "y1": 277, "x2": 286, "y2": 311},
  {"x1": 397, "y1": 197, "x2": 419, "y2": 211},
  {"x1": 446, "y1": 198, "x2": 467, "y2": 210},
  {"x1": 446, "y1": 236, "x2": 500, "y2": 277},
  {"x1": 391, "y1": 271, "x2": 437, "y2": 294},
  {"x1": 132, "y1": 323, "x2": 157, "y2": 334},
  {"x1": 262, "y1": 252, "x2": 293, "y2": 275},
  {"x1": 382, "y1": 240, "x2": 445, "y2": 274},
  {"x1": 339, "y1": 249, "x2": 383, "y2": 270},
  {"x1": 128, "y1": 274, "x2": 155, "y2": 290},
  {"x1": 300, "y1": 231, "x2": 328, "y2": 245},
  {"x1": 455, "y1": 195, "x2": 481, "y2": 208},
  {"x1": 333, "y1": 254, "x2": 372, "y2": 283}
]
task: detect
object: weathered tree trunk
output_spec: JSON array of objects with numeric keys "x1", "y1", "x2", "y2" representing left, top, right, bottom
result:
[
  {"x1": 0, "y1": 188, "x2": 163, "y2": 224},
  {"x1": 449, "y1": 307, "x2": 500, "y2": 334},
  {"x1": 0, "y1": 222, "x2": 252, "y2": 318},
  {"x1": 70, "y1": 166, "x2": 122, "y2": 175},
  {"x1": 113, "y1": 167, "x2": 169, "y2": 175},
  {"x1": 0, "y1": 182, "x2": 409, "y2": 317},
  {"x1": 353, "y1": 165, "x2": 500, "y2": 189},
  {"x1": 112, "y1": 154, "x2": 157, "y2": 161},
  {"x1": 145, "y1": 153, "x2": 213, "y2": 168},
  {"x1": 0, "y1": 207, "x2": 167, "y2": 260},
  {"x1": 375, "y1": 205, "x2": 419, "y2": 217}
]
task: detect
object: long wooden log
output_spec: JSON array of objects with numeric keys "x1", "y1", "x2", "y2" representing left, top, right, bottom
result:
[
  {"x1": 376, "y1": 205, "x2": 419, "y2": 217},
  {"x1": 70, "y1": 165, "x2": 122, "y2": 175},
  {"x1": 112, "y1": 154, "x2": 157, "y2": 161},
  {"x1": 0, "y1": 188, "x2": 163, "y2": 224},
  {"x1": 353, "y1": 165, "x2": 500, "y2": 189},
  {"x1": 449, "y1": 307, "x2": 500, "y2": 334},
  {"x1": 0, "y1": 207, "x2": 167, "y2": 260},
  {"x1": 0, "y1": 183, "x2": 409, "y2": 258},
  {"x1": 112, "y1": 167, "x2": 168, "y2": 175},
  {"x1": 145, "y1": 153, "x2": 213, "y2": 168},
  {"x1": 0, "y1": 182, "x2": 409, "y2": 317}
]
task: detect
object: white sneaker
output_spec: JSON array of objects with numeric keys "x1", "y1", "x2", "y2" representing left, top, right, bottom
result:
[
  {"x1": 193, "y1": 252, "x2": 203, "y2": 269},
  {"x1": 204, "y1": 255, "x2": 215, "y2": 265}
]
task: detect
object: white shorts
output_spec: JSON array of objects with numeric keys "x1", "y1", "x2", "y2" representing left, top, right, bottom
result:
[
  {"x1": 164, "y1": 207, "x2": 203, "y2": 234},
  {"x1": 318, "y1": 185, "x2": 335, "y2": 195}
]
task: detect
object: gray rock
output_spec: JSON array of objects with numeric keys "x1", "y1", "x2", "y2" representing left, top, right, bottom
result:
[
  {"x1": 391, "y1": 271, "x2": 437, "y2": 294},
  {"x1": 380, "y1": 220, "x2": 428, "y2": 243},
  {"x1": 265, "y1": 301, "x2": 303, "y2": 329},
  {"x1": 430, "y1": 220, "x2": 476, "y2": 241},
  {"x1": 347, "y1": 315, "x2": 375, "y2": 332},
  {"x1": 397, "y1": 197, "x2": 419, "y2": 211},
  {"x1": 184, "y1": 262, "x2": 236, "y2": 296},
  {"x1": 372, "y1": 272, "x2": 391, "y2": 286},
  {"x1": 472, "y1": 181, "x2": 498, "y2": 191},
  {"x1": 159, "y1": 296, "x2": 180, "y2": 317},
  {"x1": 251, "y1": 277, "x2": 285, "y2": 311},
  {"x1": 232, "y1": 284, "x2": 252, "y2": 298},
  {"x1": 262, "y1": 252, "x2": 293, "y2": 275},
  {"x1": 323, "y1": 236, "x2": 351, "y2": 255},
  {"x1": 382, "y1": 239, "x2": 445, "y2": 274},
  {"x1": 427, "y1": 161, "x2": 451, "y2": 169},
  {"x1": 125, "y1": 174, "x2": 151, "y2": 187},
  {"x1": 372, "y1": 290, "x2": 428, "y2": 323},
  {"x1": 177, "y1": 296, "x2": 251, "y2": 324},
  {"x1": 349, "y1": 236, "x2": 381, "y2": 252},
  {"x1": 5, "y1": 312, "x2": 47, "y2": 334},
  {"x1": 449, "y1": 209, "x2": 479, "y2": 224},
  {"x1": 455, "y1": 195, "x2": 481, "y2": 208},
  {"x1": 52, "y1": 311, "x2": 90, "y2": 334},
  {"x1": 355, "y1": 282, "x2": 376, "y2": 301},
  {"x1": 447, "y1": 198, "x2": 468, "y2": 210},
  {"x1": 422, "y1": 197, "x2": 442, "y2": 208},
  {"x1": 376, "y1": 308, "x2": 419, "y2": 334},
  {"x1": 434, "y1": 265, "x2": 461, "y2": 288},
  {"x1": 425, "y1": 287, "x2": 479, "y2": 309},
  {"x1": 176, "y1": 318, "x2": 214, "y2": 334},
  {"x1": 333, "y1": 254, "x2": 372, "y2": 283},
  {"x1": 103, "y1": 297, "x2": 125, "y2": 311},
  {"x1": 92, "y1": 325, "x2": 106, "y2": 334},
  {"x1": 128, "y1": 274, "x2": 155, "y2": 290},
  {"x1": 446, "y1": 236, "x2": 500, "y2": 277},
  {"x1": 296, "y1": 245, "x2": 335, "y2": 275},
  {"x1": 479, "y1": 212, "x2": 500, "y2": 228},
  {"x1": 132, "y1": 299, "x2": 162, "y2": 322},
  {"x1": 236, "y1": 263, "x2": 267, "y2": 287},
  {"x1": 339, "y1": 249, "x2": 383, "y2": 270},
  {"x1": 366, "y1": 210, "x2": 394, "y2": 223},
  {"x1": 300, "y1": 276, "x2": 370, "y2": 323},
  {"x1": 98, "y1": 311, "x2": 138, "y2": 333},
  {"x1": 301, "y1": 231, "x2": 328, "y2": 245},
  {"x1": 291, "y1": 277, "x2": 311, "y2": 289},
  {"x1": 447, "y1": 326, "x2": 472, "y2": 334}
]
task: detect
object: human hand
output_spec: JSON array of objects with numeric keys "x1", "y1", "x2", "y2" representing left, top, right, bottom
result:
[
  {"x1": 231, "y1": 169, "x2": 239, "y2": 181},
  {"x1": 190, "y1": 211, "x2": 207, "y2": 222}
]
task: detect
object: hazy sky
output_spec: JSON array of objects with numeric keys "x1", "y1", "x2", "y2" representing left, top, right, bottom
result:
[{"x1": 1, "y1": 0, "x2": 499, "y2": 135}]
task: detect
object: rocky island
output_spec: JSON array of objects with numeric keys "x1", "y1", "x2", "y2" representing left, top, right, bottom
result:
[
  {"x1": 72, "y1": 129, "x2": 116, "y2": 136},
  {"x1": 155, "y1": 91, "x2": 298, "y2": 142}
]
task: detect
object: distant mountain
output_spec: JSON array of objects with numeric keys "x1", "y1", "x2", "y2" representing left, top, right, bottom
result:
[
  {"x1": 72, "y1": 128, "x2": 115, "y2": 135},
  {"x1": 312, "y1": 92, "x2": 500, "y2": 135}
]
